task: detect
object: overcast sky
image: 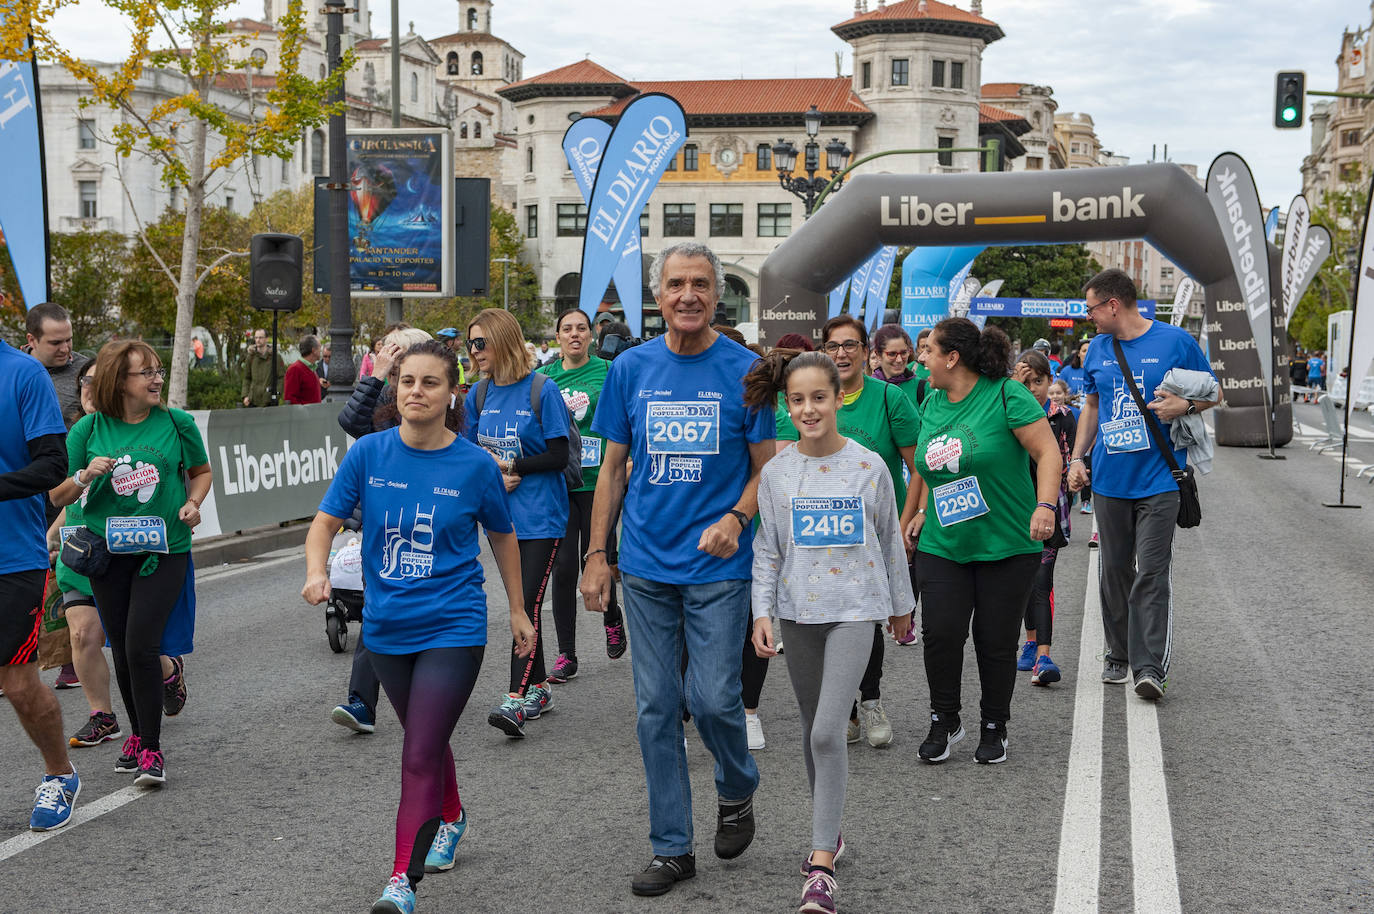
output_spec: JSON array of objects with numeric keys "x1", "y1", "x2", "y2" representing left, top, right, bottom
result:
[{"x1": 48, "y1": 0, "x2": 1367, "y2": 205}]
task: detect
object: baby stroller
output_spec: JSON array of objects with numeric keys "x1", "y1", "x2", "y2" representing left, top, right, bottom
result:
[{"x1": 325, "y1": 516, "x2": 364, "y2": 653}]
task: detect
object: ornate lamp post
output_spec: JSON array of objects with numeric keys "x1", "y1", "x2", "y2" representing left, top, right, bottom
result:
[{"x1": 773, "y1": 105, "x2": 851, "y2": 217}]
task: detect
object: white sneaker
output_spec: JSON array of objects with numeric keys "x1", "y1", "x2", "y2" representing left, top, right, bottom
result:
[
  {"x1": 859, "y1": 698, "x2": 892, "y2": 748},
  {"x1": 846, "y1": 716, "x2": 860, "y2": 744},
  {"x1": 745, "y1": 712, "x2": 765, "y2": 751}
]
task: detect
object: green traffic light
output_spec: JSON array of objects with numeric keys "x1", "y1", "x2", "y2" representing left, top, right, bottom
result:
[{"x1": 1281, "y1": 105, "x2": 1299, "y2": 123}]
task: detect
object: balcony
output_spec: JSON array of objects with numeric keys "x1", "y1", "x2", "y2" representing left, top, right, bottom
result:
[{"x1": 59, "y1": 216, "x2": 115, "y2": 232}]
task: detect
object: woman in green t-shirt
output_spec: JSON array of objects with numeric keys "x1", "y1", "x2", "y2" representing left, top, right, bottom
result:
[
  {"x1": 905, "y1": 319, "x2": 1062, "y2": 766},
  {"x1": 537, "y1": 308, "x2": 626, "y2": 682},
  {"x1": 50, "y1": 341, "x2": 211, "y2": 789}
]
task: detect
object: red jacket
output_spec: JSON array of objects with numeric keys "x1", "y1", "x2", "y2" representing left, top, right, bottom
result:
[{"x1": 284, "y1": 359, "x2": 323, "y2": 404}]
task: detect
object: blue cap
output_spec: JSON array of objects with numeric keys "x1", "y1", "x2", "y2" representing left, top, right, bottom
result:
[{"x1": 436, "y1": 327, "x2": 458, "y2": 339}]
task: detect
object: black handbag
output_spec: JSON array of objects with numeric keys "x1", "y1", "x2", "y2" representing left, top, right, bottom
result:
[
  {"x1": 60, "y1": 526, "x2": 111, "y2": 577},
  {"x1": 1111, "y1": 339, "x2": 1202, "y2": 529}
]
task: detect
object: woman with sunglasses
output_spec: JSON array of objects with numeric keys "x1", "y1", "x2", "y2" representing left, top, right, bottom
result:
[
  {"x1": 464, "y1": 309, "x2": 571, "y2": 738},
  {"x1": 775, "y1": 316, "x2": 923, "y2": 749},
  {"x1": 49, "y1": 342, "x2": 211, "y2": 787}
]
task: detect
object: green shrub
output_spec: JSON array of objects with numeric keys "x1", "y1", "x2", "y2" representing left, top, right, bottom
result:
[{"x1": 185, "y1": 369, "x2": 243, "y2": 410}]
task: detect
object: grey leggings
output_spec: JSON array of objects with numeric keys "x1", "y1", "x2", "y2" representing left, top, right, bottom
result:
[{"x1": 779, "y1": 619, "x2": 874, "y2": 853}]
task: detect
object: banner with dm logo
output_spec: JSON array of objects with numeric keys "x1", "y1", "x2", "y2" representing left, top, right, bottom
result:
[
  {"x1": 863, "y1": 245, "x2": 898, "y2": 332},
  {"x1": 0, "y1": 48, "x2": 51, "y2": 307},
  {"x1": 563, "y1": 116, "x2": 645, "y2": 331},
  {"x1": 1346, "y1": 177, "x2": 1374, "y2": 427},
  {"x1": 580, "y1": 94, "x2": 686, "y2": 336},
  {"x1": 1284, "y1": 224, "x2": 1331, "y2": 330},
  {"x1": 1206, "y1": 152, "x2": 1275, "y2": 399}
]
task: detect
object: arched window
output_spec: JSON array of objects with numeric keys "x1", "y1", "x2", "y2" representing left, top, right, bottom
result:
[
  {"x1": 723, "y1": 275, "x2": 751, "y2": 324},
  {"x1": 471, "y1": 51, "x2": 483, "y2": 75},
  {"x1": 459, "y1": 122, "x2": 468, "y2": 139},
  {"x1": 467, "y1": 7, "x2": 478, "y2": 30},
  {"x1": 363, "y1": 62, "x2": 374, "y2": 84},
  {"x1": 410, "y1": 72, "x2": 418, "y2": 102},
  {"x1": 310, "y1": 130, "x2": 325, "y2": 174},
  {"x1": 555, "y1": 273, "x2": 581, "y2": 312},
  {"x1": 473, "y1": 122, "x2": 481, "y2": 138},
  {"x1": 319, "y1": 63, "x2": 326, "y2": 79},
  {"x1": 446, "y1": 52, "x2": 460, "y2": 75}
]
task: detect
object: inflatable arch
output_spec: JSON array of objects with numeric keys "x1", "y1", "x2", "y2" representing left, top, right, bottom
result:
[{"x1": 757, "y1": 164, "x2": 1289, "y2": 447}]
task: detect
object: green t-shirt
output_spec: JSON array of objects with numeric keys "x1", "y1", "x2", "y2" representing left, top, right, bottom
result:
[
  {"x1": 538, "y1": 355, "x2": 609, "y2": 493},
  {"x1": 913, "y1": 362, "x2": 931, "y2": 381},
  {"x1": 67, "y1": 407, "x2": 209, "y2": 554},
  {"x1": 892, "y1": 374, "x2": 928, "y2": 413},
  {"x1": 914, "y1": 376, "x2": 1045, "y2": 563},
  {"x1": 776, "y1": 374, "x2": 920, "y2": 509}
]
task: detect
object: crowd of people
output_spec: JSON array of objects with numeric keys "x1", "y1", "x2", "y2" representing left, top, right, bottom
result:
[{"x1": 1, "y1": 244, "x2": 1217, "y2": 914}]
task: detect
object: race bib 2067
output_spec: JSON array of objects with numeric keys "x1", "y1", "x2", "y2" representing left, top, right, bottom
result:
[{"x1": 645, "y1": 402, "x2": 719, "y2": 455}]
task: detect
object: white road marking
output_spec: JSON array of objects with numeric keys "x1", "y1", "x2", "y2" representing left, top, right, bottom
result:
[
  {"x1": 0, "y1": 786, "x2": 145, "y2": 863},
  {"x1": 1127, "y1": 695, "x2": 1182, "y2": 914},
  {"x1": 1053, "y1": 524, "x2": 1104, "y2": 914},
  {"x1": 196, "y1": 552, "x2": 300, "y2": 583}
]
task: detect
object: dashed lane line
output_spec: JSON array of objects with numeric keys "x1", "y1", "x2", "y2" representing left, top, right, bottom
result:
[
  {"x1": 0, "y1": 786, "x2": 145, "y2": 863},
  {"x1": 1127, "y1": 689, "x2": 1183, "y2": 914}
]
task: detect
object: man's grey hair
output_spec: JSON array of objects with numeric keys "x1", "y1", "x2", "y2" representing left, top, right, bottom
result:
[
  {"x1": 298, "y1": 334, "x2": 319, "y2": 358},
  {"x1": 649, "y1": 242, "x2": 726, "y2": 300}
]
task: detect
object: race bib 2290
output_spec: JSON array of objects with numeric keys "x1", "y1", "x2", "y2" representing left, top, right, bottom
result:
[{"x1": 932, "y1": 477, "x2": 989, "y2": 527}]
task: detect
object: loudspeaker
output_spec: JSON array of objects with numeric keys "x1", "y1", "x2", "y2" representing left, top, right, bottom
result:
[
  {"x1": 452, "y1": 177, "x2": 490, "y2": 297},
  {"x1": 250, "y1": 233, "x2": 304, "y2": 312}
]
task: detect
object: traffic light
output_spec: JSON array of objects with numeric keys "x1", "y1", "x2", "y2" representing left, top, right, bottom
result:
[{"x1": 1274, "y1": 71, "x2": 1305, "y2": 128}]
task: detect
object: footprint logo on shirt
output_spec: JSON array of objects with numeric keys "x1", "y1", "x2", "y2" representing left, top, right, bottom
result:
[
  {"x1": 924, "y1": 434, "x2": 963, "y2": 474},
  {"x1": 110, "y1": 454, "x2": 159, "y2": 503}
]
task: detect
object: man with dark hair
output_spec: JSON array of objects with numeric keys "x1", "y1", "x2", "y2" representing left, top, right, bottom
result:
[
  {"x1": 284, "y1": 335, "x2": 324, "y2": 405},
  {"x1": 242, "y1": 329, "x2": 285, "y2": 407},
  {"x1": 25, "y1": 303, "x2": 89, "y2": 429},
  {"x1": 1067, "y1": 268, "x2": 1218, "y2": 700}
]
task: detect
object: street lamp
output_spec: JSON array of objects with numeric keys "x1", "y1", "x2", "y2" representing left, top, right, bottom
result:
[
  {"x1": 774, "y1": 105, "x2": 851, "y2": 217},
  {"x1": 492, "y1": 256, "x2": 514, "y2": 310}
]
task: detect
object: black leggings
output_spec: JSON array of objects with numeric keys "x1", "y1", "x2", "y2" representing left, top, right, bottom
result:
[
  {"x1": 1023, "y1": 549, "x2": 1058, "y2": 646},
  {"x1": 916, "y1": 550, "x2": 1040, "y2": 725},
  {"x1": 849, "y1": 624, "x2": 885, "y2": 720},
  {"x1": 89, "y1": 551, "x2": 190, "y2": 752},
  {"x1": 550, "y1": 490, "x2": 622, "y2": 658},
  {"x1": 741, "y1": 610, "x2": 769, "y2": 709},
  {"x1": 510, "y1": 537, "x2": 559, "y2": 694}
]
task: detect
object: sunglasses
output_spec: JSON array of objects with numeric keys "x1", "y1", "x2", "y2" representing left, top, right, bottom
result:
[{"x1": 467, "y1": 337, "x2": 488, "y2": 352}]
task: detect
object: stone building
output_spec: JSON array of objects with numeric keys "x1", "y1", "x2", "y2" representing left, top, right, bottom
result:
[
  {"x1": 1301, "y1": 26, "x2": 1371, "y2": 207},
  {"x1": 981, "y1": 82, "x2": 1064, "y2": 171}
]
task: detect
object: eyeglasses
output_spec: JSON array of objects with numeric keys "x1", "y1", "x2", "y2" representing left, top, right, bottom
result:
[
  {"x1": 79, "y1": 376, "x2": 94, "y2": 387},
  {"x1": 1084, "y1": 296, "x2": 1115, "y2": 316},
  {"x1": 466, "y1": 337, "x2": 488, "y2": 352},
  {"x1": 822, "y1": 340, "x2": 865, "y2": 354},
  {"x1": 883, "y1": 348, "x2": 911, "y2": 360},
  {"x1": 126, "y1": 368, "x2": 166, "y2": 380}
]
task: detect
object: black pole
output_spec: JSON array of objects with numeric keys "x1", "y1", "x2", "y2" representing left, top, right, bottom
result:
[
  {"x1": 1324, "y1": 199, "x2": 1369, "y2": 509},
  {"x1": 387, "y1": 0, "x2": 403, "y2": 327},
  {"x1": 269, "y1": 311, "x2": 280, "y2": 406},
  {"x1": 324, "y1": 0, "x2": 355, "y2": 402}
]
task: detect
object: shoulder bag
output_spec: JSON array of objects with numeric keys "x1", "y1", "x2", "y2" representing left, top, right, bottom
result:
[{"x1": 1110, "y1": 338, "x2": 1201, "y2": 528}]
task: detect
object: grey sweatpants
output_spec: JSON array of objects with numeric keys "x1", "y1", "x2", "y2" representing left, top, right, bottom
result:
[
  {"x1": 1093, "y1": 491, "x2": 1179, "y2": 682},
  {"x1": 779, "y1": 619, "x2": 873, "y2": 854}
]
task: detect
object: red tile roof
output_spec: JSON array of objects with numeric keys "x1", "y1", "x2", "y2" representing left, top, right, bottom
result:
[
  {"x1": 583, "y1": 77, "x2": 871, "y2": 120},
  {"x1": 979, "y1": 102, "x2": 1021, "y2": 123},
  {"x1": 503, "y1": 58, "x2": 630, "y2": 92},
  {"x1": 980, "y1": 82, "x2": 1026, "y2": 98},
  {"x1": 834, "y1": 0, "x2": 998, "y2": 29},
  {"x1": 832, "y1": 0, "x2": 1002, "y2": 42}
]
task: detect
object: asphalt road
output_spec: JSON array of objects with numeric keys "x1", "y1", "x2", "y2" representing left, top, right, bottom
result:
[{"x1": 1, "y1": 402, "x2": 1371, "y2": 913}]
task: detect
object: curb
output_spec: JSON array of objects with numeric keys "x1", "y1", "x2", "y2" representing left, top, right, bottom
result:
[{"x1": 192, "y1": 520, "x2": 310, "y2": 567}]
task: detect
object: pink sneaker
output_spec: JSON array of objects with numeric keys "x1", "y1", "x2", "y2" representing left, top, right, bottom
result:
[{"x1": 799, "y1": 868, "x2": 838, "y2": 914}]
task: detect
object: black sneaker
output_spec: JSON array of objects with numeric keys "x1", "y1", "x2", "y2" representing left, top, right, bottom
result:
[
  {"x1": 70, "y1": 711, "x2": 121, "y2": 747},
  {"x1": 918, "y1": 712, "x2": 964, "y2": 763},
  {"x1": 974, "y1": 720, "x2": 1008, "y2": 765},
  {"x1": 631, "y1": 853, "x2": 696, "y2": 896},
  {"x1": 714, "y1": 797, "x2": 756, "y2": 859},
  {"x1": 162, "y1": 656, "x2": 187, "y2": 717},
  {"x1": 114, "y1": 735, "x2": 142, "y2": 773}
]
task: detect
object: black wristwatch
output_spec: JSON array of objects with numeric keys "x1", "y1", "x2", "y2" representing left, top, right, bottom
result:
[
  {"x1": 728, "y1": 509, "x2": 750, "y2": 530},
  {"x1": 1185, "y1": 399, "x2": 1198, "y2": 416}
]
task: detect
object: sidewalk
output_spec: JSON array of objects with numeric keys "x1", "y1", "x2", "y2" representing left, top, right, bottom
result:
[{"x1": 191, "y1": 519, "x2": 310, "y2": 567}]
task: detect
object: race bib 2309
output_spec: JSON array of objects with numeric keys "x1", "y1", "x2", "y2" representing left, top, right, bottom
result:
[{"x1": 106, "y1": 516, "x2": 169, "y2": 554}]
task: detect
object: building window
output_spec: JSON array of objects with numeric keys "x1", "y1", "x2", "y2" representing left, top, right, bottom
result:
[
  {"x1": 471, "y1": 51, "x2": 484, "y2": 75},
  {"x1": 311, "y1": 130, "x2": 325, "y2": 173},
  {"x1": 319, "y1": 63, "x2": 326, "y2": 79},
  {"x1": 410, "y1": 72, "x2": 418, "y2": 102},
  {"x1": 1341, "y1": 128, "x2": 1362, "y2": 147},
  {"x1": 665, "y1": 153, "x2": 676, "y2": 171},
  {"x1": 460, "y1": 123, "x2": 468, "y2": 139},
  {"x1": 225, "y1": 194, "x2": 235, "y2": 211},
  {"x1": 78, "y1": 181, "x2": 98, "y2": 218},
  {"x1": 758, "y1": 202, "x2": 791, "y2": 237},
  {"x1": 446, "y1": 52, "x2": 460, "y2": 75},
  {"x1": 556, "y1": 203, "x2": 587, "y2": 237},
  {"x1": 281, "y1": 155, "x2": 291, "y2": 181},
  {"x1": 892, "y1": 58, "x2": 909, "y2": 87},
  {"x1": 1070, "y1": 142, "x2": 1080, "y2": 154},
  {"x1": 950, "y1": 61, "x2": 964, "y2": 90},
  {"x1": 931, "y1": 59, "x2": 945, "y2": 88},
  {"x1": 1340, "y1": 161, "x2": 1360, "y2": 182},
  {"x1": 1025, "y1": 156, "x2": 1043, "y2": 170},
  {"x1": 526, "y1": 204, "x2": 538, "y2": 238},
  {"x1": 77, "y1": 119, "x2": 96, "y2": 150},
  {"x1": 683, "y1": 145, "x2": 698, "y2": 171},
  {"x1": 756, "y1": 143, "x2": 771, "y2": 170},
  {"x1": 937, "y1": 136, "x2": 954, "y2": 167},
  {"x1": 710, "y1": 203, "x2": 743, "y2": 236},
  {"x1": 527, "y1": 145, "x2": 534, "y2": 173},
  {"x1": 663, "y1": 203, "x2": 695, "y2": 236},
  {"x1": 474, "y1": 122, "x2": 482, "y2": 138},
  {"x1": 639, "y1": 208, "x2": 650, "y2": 236},
  {"x1": 468, "y1": 7, "x2": 478, "y2": 29}
]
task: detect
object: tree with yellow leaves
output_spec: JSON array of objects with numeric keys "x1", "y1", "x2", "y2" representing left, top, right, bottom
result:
[{"x1": 0, "y1": 0, "x2": 350, "y2": 406}]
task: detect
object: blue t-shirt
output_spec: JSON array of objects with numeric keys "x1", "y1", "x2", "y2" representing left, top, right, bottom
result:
[
  {"x1": 463, "y1": 373, "x2": 570, "y2": 540},
  {"x1": 1056, "y1": 363, "x2": 1086, "y2": 396},
  {"x1": 318, "y1": 428, "x2": 514, "y2": 654},
  {"x1": 1307, "y1": 356, "x2": 1325, "y2": 379},
  {"x1": 0, "y1": 341, "x2": 67, "y2": 574},
  {"x1": 592, "y1": 334, "x2": 773, "y2": 584},
  {"x1": 1083, "y1": 322, "x2": 1214, "y2": 499}
]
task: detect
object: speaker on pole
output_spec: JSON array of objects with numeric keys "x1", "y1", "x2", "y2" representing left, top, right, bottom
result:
[{"x1": 250, "y1": 233, "x2": 304, "y2": 312}]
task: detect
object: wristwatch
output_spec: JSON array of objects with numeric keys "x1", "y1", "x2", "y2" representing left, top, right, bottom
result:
[{"x1": 1185, "y1": 399, "x2": 1198, "y2": 416}]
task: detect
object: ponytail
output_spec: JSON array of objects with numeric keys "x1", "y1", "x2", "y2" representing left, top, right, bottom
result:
[
  {"x1": 743, "y1": 349, "x2": 840, "y2": 411},
  {"x1": 933, "y1": 317, "x2": 1013, "y2": 380}
]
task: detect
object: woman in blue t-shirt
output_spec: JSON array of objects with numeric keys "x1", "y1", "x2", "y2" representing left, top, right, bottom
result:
[
  {"x1": 463, "y1": 308, "x2": 571, "y2": 738},
  {"x1": 303, "y1": 341, "x2": 533, "y2": 914}
]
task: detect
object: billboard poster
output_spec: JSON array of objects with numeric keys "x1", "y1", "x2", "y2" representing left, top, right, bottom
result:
[{"x1": 346, "y1": 129, "x2": 452, "y2": 297}]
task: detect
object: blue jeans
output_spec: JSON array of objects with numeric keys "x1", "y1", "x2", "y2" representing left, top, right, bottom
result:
[{"x1": 621, "y1": 574, "x2": 760, "y2": 856}]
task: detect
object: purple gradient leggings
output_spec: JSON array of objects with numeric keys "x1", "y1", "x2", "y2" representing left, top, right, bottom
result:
[{"x1": 370, "y1": 645, "x2": 485, "y2": 886}]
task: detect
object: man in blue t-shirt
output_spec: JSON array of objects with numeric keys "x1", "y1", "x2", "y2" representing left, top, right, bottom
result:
[
  {"x1": 582, "y1": 243, "x2": 773, "y2": 898},
  {"x1": 1067, "y1": 270, "x2": 1218, "y2": 701},
  {"x1": 0, "y1": 340, "x2": 82, "y2": 831},
  {"x1": 1307, "y1": 351, "x2": 1326, "y2": 391}
]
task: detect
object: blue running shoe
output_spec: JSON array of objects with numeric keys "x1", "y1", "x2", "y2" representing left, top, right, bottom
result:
[
  {"x1": 424, "y1": 809, "x2": 469, "y2": 873},
  {"x1": 370, "y1": 874, "x2": 415, "y2": 914},
  {"x1": 487, "y1": 694, "x2": 525, "y2": 738},
  {"x1": 30, "y1": 767, "x2": 80, "y2": 831},
  {"x1": 1017, "y1": 640, "x2": 1038, "y2": 671},
  {"x1": 1031, "y1": 654, "x2": 1062, "y2": 686},
  {"x1": 522, "y1": 683, "x2": 553, "y2": 721},
  {"x1": 331, "y1": 698, "x2": 376, "y2": 734}
]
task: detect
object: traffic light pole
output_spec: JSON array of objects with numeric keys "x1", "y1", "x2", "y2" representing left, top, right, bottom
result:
[
  {"x1": 1308, "y1": 90, "x2": 1374, "y2": 101},
  {"x1": 324, "y1": 0, "x2": 355, "y2": 402}
]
